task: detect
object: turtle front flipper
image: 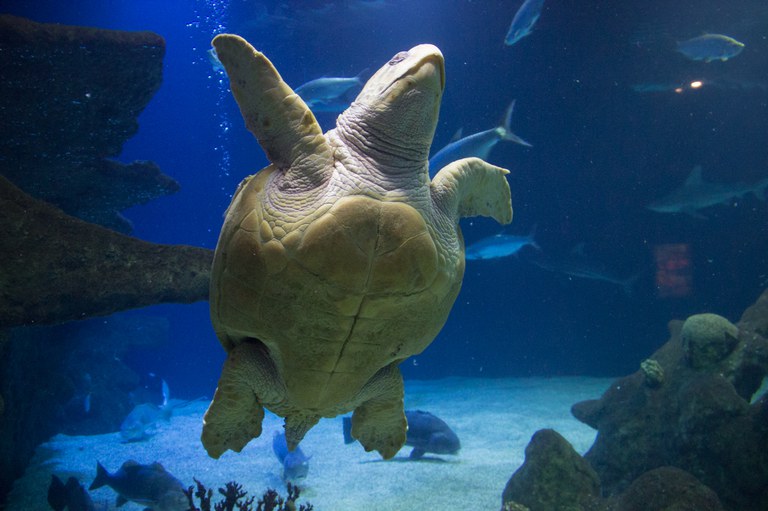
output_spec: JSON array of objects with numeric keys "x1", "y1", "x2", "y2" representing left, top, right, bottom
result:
[
  {"x1": 212, "y1": 34, "x2": 332, "y2": 188},
  {"x1": 349, "y1": 363, "x2": 407, "y2": 459},
  {"x1": 431, "y1": 157, "x2": 513, "y2": 225},
  {"x1": 202, "y1": 341, "x2": 285, "y2": 458}
]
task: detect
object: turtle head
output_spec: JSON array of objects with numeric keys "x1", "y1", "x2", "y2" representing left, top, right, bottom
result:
[
  {"x1": 336, "y1": 44, "x2": 445, "y2": 169},
  {"x1": 354, "y1": 44, "x2": 445, "y2": 109}
]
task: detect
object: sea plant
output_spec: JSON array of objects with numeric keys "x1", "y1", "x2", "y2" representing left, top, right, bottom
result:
[{"x1": 183, "y1": 479, "x2": 313, "y2": 511}]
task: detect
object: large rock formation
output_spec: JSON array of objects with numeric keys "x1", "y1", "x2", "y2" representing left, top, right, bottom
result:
[
  {"x1": 0, "y1": 175, "x2": 212, "y2": 328},
  {"x1": 0, "y1": 15, "x2": 215, "y2": 505},
  {"x1": 612, "y1": 467, "x2": 724, "y2": 511},
  {"x1": 0, "y1": 315, "x2": 170, "y2": 505},
  {"x1": 569, "y1": 290, "x2": 768, "y2": 510},
  {"x1": 500, "y1": 288, "x2": 768, "y2": 511},
  {"x1": 0, "y1": 14, "x2": 177, "y2": 233},
  {"x1": 0, "y1": 178, "x2": 212, "y2": 499},
  {"x1": 500, "y1": 432, "x2": 725, "y2": 511},
  {"x1": 0, "y1": 14, "x2": 213, "y2": 327}
]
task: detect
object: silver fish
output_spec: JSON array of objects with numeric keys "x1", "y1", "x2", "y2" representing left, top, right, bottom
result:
[
  {"x1": 121, "y1": 377, "x2": 173, "y2": 442},
  {"x1": 119, "y1": 403, "x2": 172, "y2": 442},
  {"x1": 295, "y1": 71, "x2": 365, "y2": 112},
  {"x1": 647, "y1": 165, "x2": 768, "y2": 217},
  {"x1": 272, "y1": 431, "x2": 311, "y2": 482},
  {"x1": 429, "y1": 100, "x2": 531, "y2": 176},
  {"x1": 676, "y1": 34, "x2": 744, "y2": 62},
  {"x1": 207, "y1": 48, "x2": 224, "y2": 73},
  {"x1": 466, "y1": 226, "x2": 539, "y2": 261},
  {"x1": 631, "y1": 78, "x2": 767, "y2": 94},
  {"x1": 505, "y1": 0, "x2": 545, "y2": 46},
  {"x1": 529, "y1": 244, "x2": 639, "y2": 295}
]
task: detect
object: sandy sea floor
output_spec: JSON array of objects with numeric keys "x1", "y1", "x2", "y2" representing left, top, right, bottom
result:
[{"x1": 7, "y1": 376, "x2": 613, "y2": 510}]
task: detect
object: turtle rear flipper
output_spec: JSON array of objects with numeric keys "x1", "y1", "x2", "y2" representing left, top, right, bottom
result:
[
  {"x1": 202, "y1": 341, "x2": 285, "y2": 458},
  {"x1": 349, "y1": 363, "x2": 407, "y2": 459}
]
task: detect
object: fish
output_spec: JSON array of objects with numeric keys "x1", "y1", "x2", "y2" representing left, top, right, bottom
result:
[
  {"x1": 48, "y1": 474, "x2": 97, "y2": 511},
  {"x1": 647, "y1": 165, "x2": 768, "y2": 217},
  {"x1": 631, "y1": 78, "x2": 767, "y2": 94},
  {"x1": 631, "y1": 83, "x2": 681, "y2": 94},
  {"x1": 119, "y1": 403, "x2": 173, "y2": 442},
  {"x1": 207, "y1": 48, "x2": 225, "y2": 73},
  {"x1": 129, "y1": 373, "x2": 170, "y2": 408},
  {"x1": 121, "y1": 375, "x2": 173, "y2": 441},
  {"x1": 295, "y1": 71, "x2": 365, "y2": 113},
  {"x1": 300, "y1": 94, "x2": 357, "y2": 113},
  {"x1": 466, "y1": 225, "x2": 539, "y2": 261},
  {"x1": 529, "y1": 244, "x2": 639, "y2": 294},
  {"x1": 428, "y1": 100, "x2": 531, "y2": 176},
  {"x1": 88, "y1": 460, "x2": 187, "y2": 511},
  {"x1": 70, "y1": 390, "x2": 92, "y2": 420},
  {"x1": 62, "y1": 372, "x2": 93, "y2": 421},
  {"x1": 343, "y1": 410, "x2": 461, "y2": 459},
  {"x1": 272, "y1": 431, "x2": 311, "y2": 482},
  {"x1": 505, "y1": 0, "x2": 546, "y2": 46},
  {"x1": 676, "y1": 34, "x2": 745, "y2": 62},
  {"x1": 120, "y1": 395, "x2": 206, "y2": 442}
]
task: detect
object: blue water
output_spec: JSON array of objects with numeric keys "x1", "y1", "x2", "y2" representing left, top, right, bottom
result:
[{"x1": 4, "y1": 0, "x2": 767, "y2": 401}]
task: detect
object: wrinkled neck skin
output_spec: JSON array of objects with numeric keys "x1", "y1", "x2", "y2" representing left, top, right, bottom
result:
[{"x1": 328, "y1": 102, "x2": 433, "y2": 199}]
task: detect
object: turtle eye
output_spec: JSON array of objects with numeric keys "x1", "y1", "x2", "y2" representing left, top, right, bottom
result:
[{"x1": 388, "y1": 51, "x2": 408, "y2": 65}]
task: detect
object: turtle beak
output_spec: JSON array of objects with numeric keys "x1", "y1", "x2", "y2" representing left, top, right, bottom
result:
[
  {"x1": 394, "y1": 44, "x2": 444, "y2": 94},
  {"x1": 410, "y1": 44, "x2": 445, "y2": 91}
]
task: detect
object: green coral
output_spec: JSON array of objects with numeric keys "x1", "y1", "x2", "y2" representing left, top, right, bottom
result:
[
  {"x1": 501, "y1": 501, "x2": 531, "y2": 511},
  {"x1": 681, "y1": 313, "x2": 738, "y2": 370},
  {"x1": 640, "y1": 358, "x2": 664, "y2": 388}
]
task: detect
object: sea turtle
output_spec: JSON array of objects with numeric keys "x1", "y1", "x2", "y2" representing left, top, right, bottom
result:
[{"x1": 202, "y1": 34, "x2": 513, "y2": 460}]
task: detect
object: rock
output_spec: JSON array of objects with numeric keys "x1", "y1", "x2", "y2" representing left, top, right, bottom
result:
[
  {"x1": 681, "y1": 313, "x2": 738, "y2": 370},
  {"x1": 0, "y1": 318, "x2": 154, "y2": 504},
  {"x1": 724, "y1": 292, "x2": 768, "y2": 399},
  {"x1": 571, "y1": 370, "x2": 663, "y2": 492},
  {"x1": 738, "y1": 287, "x2": 768, "y2": 338},
  {"x1": 0, "y1": 15, "x2": 211, "y2": 508},
  {"x1": 571, "y1": 300, "x2": 768, "y2": 510},
  {"x1": 501, "y1": 429, "x2": 601, "y2": 511},
  {"x1": 0, "y1": 14, "x2": 177, "y2": 233},
  {"x1": 499, "y1": 434, "x2": 729, "y2": 511},
  {"x1": 0, "y1": 174, "x2": 212, "y2": 328},
  {"x1": 613, "y1": 467, "x2": 724, "y2": 511}
]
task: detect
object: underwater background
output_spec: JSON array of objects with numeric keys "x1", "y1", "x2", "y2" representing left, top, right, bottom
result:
[
  {"x1": 1, "y1": 1, "x2": 767, "y2": 508},
  {"x1": 5, "y1": 0, "x2": 764, "y2": 395}
]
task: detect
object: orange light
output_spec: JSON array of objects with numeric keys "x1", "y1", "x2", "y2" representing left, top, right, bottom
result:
[
  {"x1": 654, "y1": 244, "x2": 692, "y2": 298},
  {"x1": 690, "y1": 80, "x2": 703, "y2": 89},
  {"x1": 674, "y1": 87, "x2": 683, "y2": 93}
]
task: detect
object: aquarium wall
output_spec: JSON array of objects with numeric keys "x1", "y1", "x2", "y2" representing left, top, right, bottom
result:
[{"x1": 0, "y1": 0, "x2": 766, "y2": 509}]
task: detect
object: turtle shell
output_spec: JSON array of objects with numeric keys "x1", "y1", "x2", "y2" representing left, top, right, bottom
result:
[{"x1": 210, "y1": 164, "x2": 465, "y2": 411}]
